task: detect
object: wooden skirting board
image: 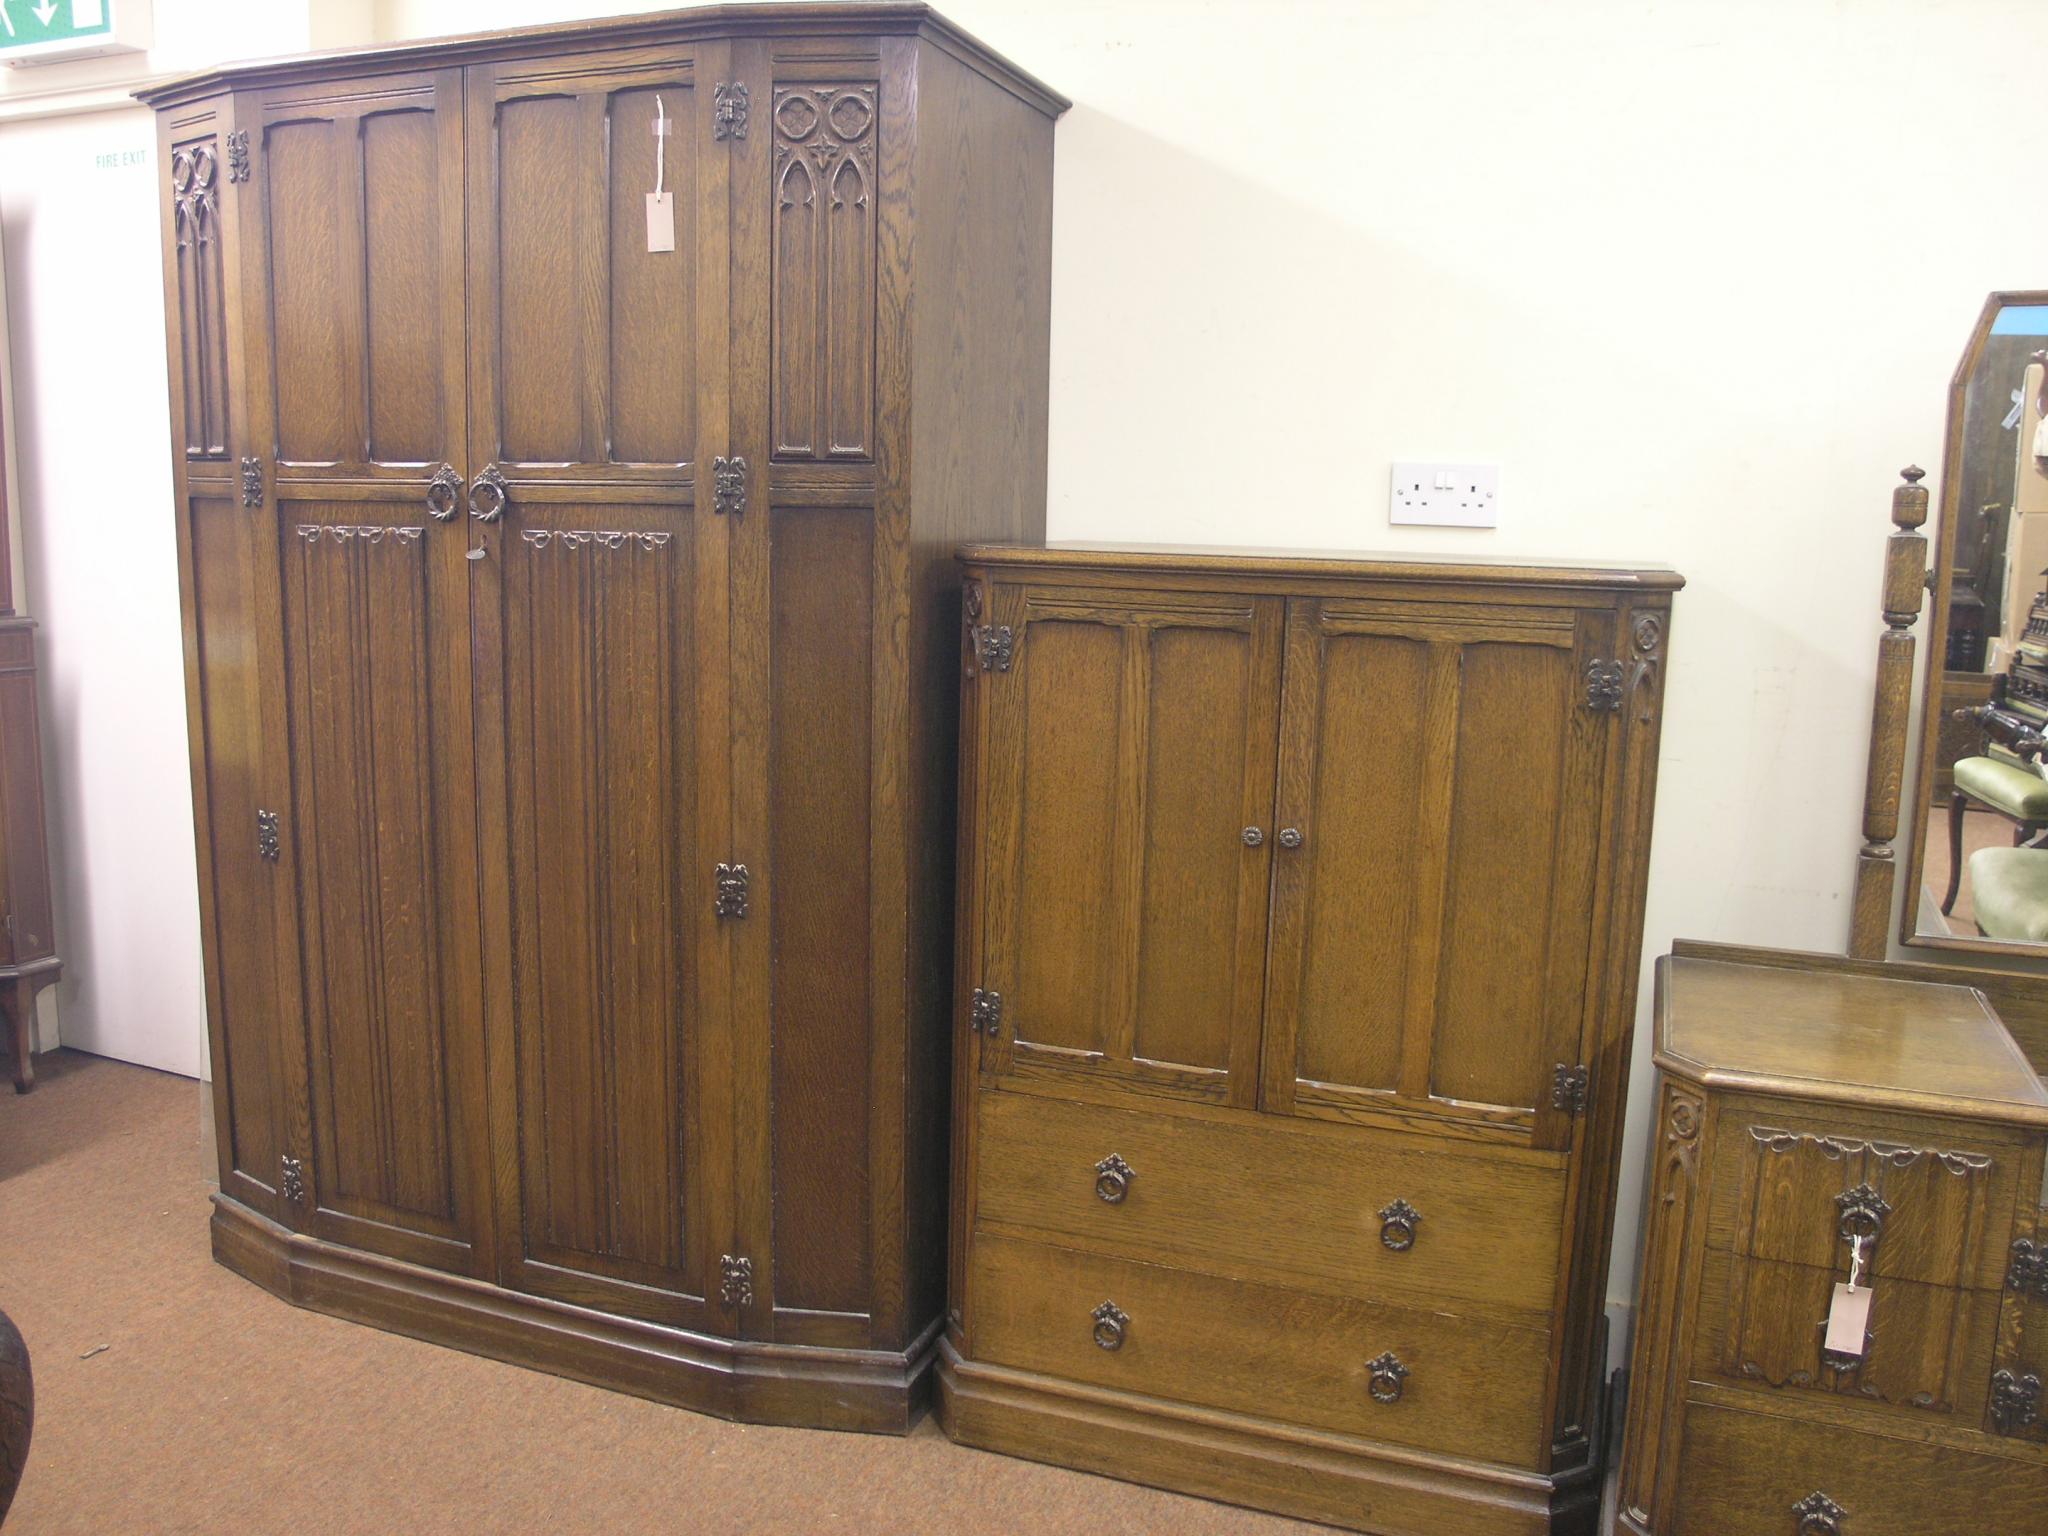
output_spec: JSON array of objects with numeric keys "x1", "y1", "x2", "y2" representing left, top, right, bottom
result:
[
  {"x1": 936, "y1": 1343, "x2": 1602, "y2": 1536},
  {"x1": 210, "y1": 1195, "x2": 939, "y2": 1435}
]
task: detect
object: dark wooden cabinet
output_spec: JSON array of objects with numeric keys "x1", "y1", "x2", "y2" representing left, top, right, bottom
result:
[
  {"x1": 0, "y1": 367, "x2": 59, "y2": 1093},
  {"x1": 1618, "y1": 944, "x2": 2048, "y2": 1535},
  {"x1": 142, "y1": 4, "x2": 1062, "y2": 1429},
  {"x1": 942, "y1": 546, "x2": 1680, "y2": 1533}
]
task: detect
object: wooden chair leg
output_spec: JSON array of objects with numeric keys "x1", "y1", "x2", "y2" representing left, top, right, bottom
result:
[{"x1": 1943, "y1": 791, "x2": 1969, "y2": 914}]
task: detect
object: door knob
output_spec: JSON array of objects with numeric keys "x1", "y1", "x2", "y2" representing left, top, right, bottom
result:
[
  {"x1": 469, "y1": 465, "x2": 510, "y2": 523},
  {"x1": 1278, "y1": 827, "x2": 1304, "y2": 849},
  {"x1": 1241, "y1": 827, "x2": 1264, "y2": 847}
]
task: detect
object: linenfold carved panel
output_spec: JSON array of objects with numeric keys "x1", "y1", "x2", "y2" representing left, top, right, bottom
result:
[
  {"x1": 172, "y1": 138, "x2": 231, "y2": 459},
  {"x1": 287, "y1": 520, "x2": 456, "y2": 1224},
  {"x1": 772, "y1": 85, "x2": 876, "y2": 462}
]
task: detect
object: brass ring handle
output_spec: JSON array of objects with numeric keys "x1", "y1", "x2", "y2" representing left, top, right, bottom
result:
[
  {"x1": 1378, "y1": 1199, "x2": 1422, "y2": 1252},
  {"x1": 1091, "y1": 1300, "x2": 1128, "y2": 1352},
  {"x1": 1278, "y1": 827, "x2": 1304, "y2": 849},
  {"x1": 1834, "y1": 1183, "x2": 1890, "y2": 1245},
  {"x1": 1094, "y1": 1153, "x2": 1134, "y2": 1204},
  {"x1": 425, "y1": 465, "x2": 463, "y2": 522},
  {"x1": 1241, "y1": 827, "x2": 1264, "y2": 847},
  {"x1": 1792, "y1": 1492, "x2": 1846, "y2": 1536},
  {"x1": 1365, "y1": 1351, "x2": 1408, "y2": 1404},
  {"x1": 469, "y1": 465, "x2": 510, "y2": 523}
]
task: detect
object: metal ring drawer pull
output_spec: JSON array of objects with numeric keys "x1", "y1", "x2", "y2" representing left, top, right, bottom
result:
[
  {"x1": 425, "y1": 464, "x2": 463, "y2": 521},
  {"x1": 1091, "y1": 1300, "x2": 1128, "y2": 1351},
  {"x1": 1377, "y1": 1199, "x2": 1422, "y2": 1252},
  {"x1": 469, "y1": 465, "x2": 510, "y2": 522},
  {"x1": 1834, "y1": 1183, "x2": 1890, "y2": 1244},
  {"x1": 1792, "y1": 1491, "x2": 1846, "y2": 1536},
  {"x1": 1365, "y1": 1351, "x2": 1408, "y2": 1404},
  {"x1": 1277, "y1": 827, "x2": 1304, "y2": 849},
  {"x1": 1241, "y1": 826, "x2": 1264, "y2": 847},
  {"x1": 1094, "y1": 1153, "x2": 1134, "y2": 1204}
]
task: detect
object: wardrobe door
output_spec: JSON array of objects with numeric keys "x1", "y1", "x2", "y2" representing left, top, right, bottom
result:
[
  {"x1": 242, "y1": 70, "x2": 493, "y2": 1274},
  {"x1": 971, "y1": 582, "x2": 1283, "y2": 1110},
  {"x1": 722, "y1": 43, "x2": 893, "y2": 1345},
  {"x1": 466, "y1": 43, "x2": 736, "y2": 1329},
  {"x1": 1259, "y1": 595, "x2": 1618, "y2": 1152}
]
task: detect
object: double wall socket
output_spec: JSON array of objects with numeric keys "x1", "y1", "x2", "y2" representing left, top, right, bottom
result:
[{"x1": 1390, "y1": 463, "x2": 1499, "y2": 528}]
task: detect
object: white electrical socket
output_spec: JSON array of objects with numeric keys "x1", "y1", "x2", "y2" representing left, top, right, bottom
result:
[{"x1": 1390, "y1": 462, "x2": 1500, "y2": 528}]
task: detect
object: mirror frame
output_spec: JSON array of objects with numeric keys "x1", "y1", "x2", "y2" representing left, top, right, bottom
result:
[{"x1": 1900, "y1": 288, "x2": 2048, "y2": 953}]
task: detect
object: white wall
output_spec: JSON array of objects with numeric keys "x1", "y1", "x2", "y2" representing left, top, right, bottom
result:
[
  {"x1": 12, "y1": 0, "x2": 2047, "y2": 1288},
  {"x1": 0, "y1": 1, "x2": 372, "y2": 1074}
]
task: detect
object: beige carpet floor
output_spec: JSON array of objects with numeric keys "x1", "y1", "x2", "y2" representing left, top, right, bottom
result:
[{"x1": 0, "y1": 1051, "x2": 1315, "y2": 1534}]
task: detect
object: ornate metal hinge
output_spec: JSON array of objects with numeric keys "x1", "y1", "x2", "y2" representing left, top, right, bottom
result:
[
  {"x1": 972, "y1": 625, "x2": 1015, "y2": 673},
  {"x1": 1792, "y1": 1491, "x2": 1846, "y2": 1536},
  {"x1": 719, "y1": 1254, "x2": 753, "y2": 1307},
  {"x1": 1584, "y1": 659, "x2": 1624, "y2": 711},
  {"x1": 241, "y1": 456, "x2": 264, "y2": 508},
  {"x1": 2011, "y1": 1238, "x2": 2048, "y2": 1296},
  {"x1": 712, "y1": 455, "x2": 746, "y2": 515},
  {"x1": 1992, "y1": 1369, "x2": 2042, "y2": 1437},
  {"x1": 969, "y1": 987, "x2": 1002, "y2": 1036},
  {"x1": 1552, "y1": 1063, "x2": 1590, "y2": 1115},
  {"x1": 279, "y1": 1153, "x2": 304, "y2": 1203},
  {"x1": 714, "y1": 862, "x2": 749, "y2": 919},
  {"x1": 225, "y1": 130, "x2": 252, "y2": 183},
  {"x1": 714, "y1": 81, "x2": 749, "y2": 140},
  {"x1": 256, "y1": 809, "x2": 282, "y2": 862}
]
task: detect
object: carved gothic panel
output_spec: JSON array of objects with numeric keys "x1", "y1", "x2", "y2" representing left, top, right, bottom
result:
[
  {"x1": 171, "y1": 137, "x2": 230, "y2": 459},
  {"x1": 771, "y1": 84, "x2": 876, "y2": 462}
]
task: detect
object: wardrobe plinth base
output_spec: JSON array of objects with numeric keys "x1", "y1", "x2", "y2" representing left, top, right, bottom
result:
[
  {"x1": 210, "y1": 1195, "x2": 934, "y2": 1434},
  {"x1": 936, "y1": 1340, "x2": 1597, "y2": 1536}
]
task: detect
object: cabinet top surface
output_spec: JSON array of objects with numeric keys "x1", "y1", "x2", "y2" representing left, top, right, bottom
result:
[
  {"x1": 1655, "y1": 954, "x2": 2048, "y2": 1125},
  {"x1": 135, "y1": 2, "x2": 1066, "y2": 115},
  {"x1": 959, "y1": 540, "x2": 1685, "y2": 591}
]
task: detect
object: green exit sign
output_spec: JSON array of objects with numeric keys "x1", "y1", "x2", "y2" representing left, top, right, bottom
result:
[{"x1": 0, "y1": 0, "x2": 150, "y2": 66}]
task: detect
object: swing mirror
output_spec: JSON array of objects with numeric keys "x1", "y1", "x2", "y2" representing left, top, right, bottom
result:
[{"x1": 1905, "y1": 292, "x2": 2048, "y2": 949}]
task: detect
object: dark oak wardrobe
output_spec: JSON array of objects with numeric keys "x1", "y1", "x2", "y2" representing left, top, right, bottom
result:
[{"x1": 141, "y1": 3, "x2": 1062, "y2": 1430}]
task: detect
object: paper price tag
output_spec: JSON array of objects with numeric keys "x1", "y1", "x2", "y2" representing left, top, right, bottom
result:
[
  {"x1": 646, "y1": 192, "x2": 676, "y2": 253},
  {"x1": 1824, "y1": 1282, "x2": 1872, "y2": 1358}
]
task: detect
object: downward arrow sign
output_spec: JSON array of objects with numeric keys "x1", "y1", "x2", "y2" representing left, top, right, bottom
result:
[{"x1": 31, "y1": 1, "x2": 54, "y2": 24}]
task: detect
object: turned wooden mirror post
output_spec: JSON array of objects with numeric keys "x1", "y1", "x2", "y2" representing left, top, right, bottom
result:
[{"x1": 1849, "y1": 468, "x2": 1929, "y2": 958}]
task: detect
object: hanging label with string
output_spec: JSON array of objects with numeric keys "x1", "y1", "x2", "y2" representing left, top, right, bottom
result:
[{"x1": 647, "y1": 93, "x2": 676, "y2": 253}]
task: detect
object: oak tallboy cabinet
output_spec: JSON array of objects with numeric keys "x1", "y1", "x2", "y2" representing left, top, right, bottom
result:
[
  {"x1": 941, "y1": 546, "x2": 1681, "y2": 1533},
  {"x1": 141, "y1": 4, "x2": 1062, "y2": 1430}
]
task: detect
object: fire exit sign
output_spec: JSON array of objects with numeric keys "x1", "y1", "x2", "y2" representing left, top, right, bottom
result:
[{"x1": 0, "y1": 0, "x2": 151, "y2": 67}]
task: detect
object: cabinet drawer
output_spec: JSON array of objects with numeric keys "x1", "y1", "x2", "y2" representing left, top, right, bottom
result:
[
  {"x1": 974, "y1": 1090, "x2": 1567, "y2": 1327},
  {"x1": 1704, "y1": 1104, "x2": 2020, "y2": 1292},
  {"x1": 1671, "y1": 1399, "x2": 2048, "y2": 1534},
  {"x1": 966, "y1": 1231, "x2": 1554, "y2": 1469},
  {"x1": 1693, "y1": 1248, "x2": 2000, "y2": 1424}
]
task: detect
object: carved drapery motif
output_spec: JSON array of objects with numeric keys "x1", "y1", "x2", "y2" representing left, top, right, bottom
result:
[
  {"x1": 296, "y1": 524, "x2": 426, "y2": 546},
  {"x1": 772, "y1": 85, "x2": 877, "y2": 461},
  {"x1": 519, "y1": 529, "x2": 673, "y2": 552}
]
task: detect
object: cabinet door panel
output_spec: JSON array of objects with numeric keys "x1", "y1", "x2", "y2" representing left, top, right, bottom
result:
[
  {"x1": 466, "y1": 42, "x2": 733, "y2": 1331},
  {"x1": 976, "y1": 585, "x2": 1282, "y2": 1109},
  {"x1": 1262, "y1": 598, "x2": 1615, "y2": 1149},
  {"x1": 248, "y1": 71, "x2": 489, "y2": 1272}
]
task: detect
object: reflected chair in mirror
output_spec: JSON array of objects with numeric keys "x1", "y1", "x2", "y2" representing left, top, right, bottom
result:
[{"x1": 1946, "y1": 682, "x2": 2048, "y2": 918}]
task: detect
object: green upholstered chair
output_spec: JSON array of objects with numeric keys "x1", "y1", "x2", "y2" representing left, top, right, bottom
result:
[
  {"x1": 1968, "y1": 845, "x2": 2048, "y2": 941},
  {"x1": 1944, "y1": 755, "x2": 2048, "y2": 914}
]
